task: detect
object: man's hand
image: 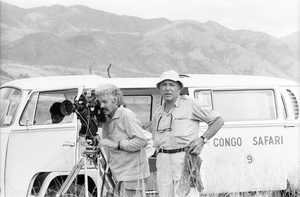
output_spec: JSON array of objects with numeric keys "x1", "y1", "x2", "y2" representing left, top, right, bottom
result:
[
  {"x1": 188, "y1": 137, "x2": 205, "y2": 155},
  {"x1": 188, "y1": 117, "x2": 224, "y2": 155}
]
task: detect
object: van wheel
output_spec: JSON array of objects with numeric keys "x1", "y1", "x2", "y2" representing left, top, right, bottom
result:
[{"x1": 45, "y1": 183, "x2": 93, "y2": 197}]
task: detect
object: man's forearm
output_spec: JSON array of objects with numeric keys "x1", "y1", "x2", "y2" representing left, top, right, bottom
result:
[
  {"x1": 120, "y1": 136, "x2": 147, "y2": 152},
  {"x1": 203, "y1": 117, "x2": 224, "y2": 140}
]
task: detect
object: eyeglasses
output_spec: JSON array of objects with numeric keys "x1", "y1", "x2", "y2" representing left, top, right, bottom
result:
[{"x1": 156, "y1": 113, "x2": 173, "y2": 133}]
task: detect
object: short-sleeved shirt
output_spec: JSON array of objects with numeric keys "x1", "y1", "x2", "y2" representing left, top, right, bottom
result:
[
  {"x1": 152, "y1": 95, "x2": 221, "y2": 149},
  {"x1": 102, "y1": 105, "x2": 150, "y2": 182}
]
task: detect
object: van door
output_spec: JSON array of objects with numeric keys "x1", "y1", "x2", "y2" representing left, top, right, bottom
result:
[
  {"x1": 5, "y1": 87, "x2": 83, "y2": 196},
  {"x1": 192, "y1": 88, "x2": 286, "y2": 194}
]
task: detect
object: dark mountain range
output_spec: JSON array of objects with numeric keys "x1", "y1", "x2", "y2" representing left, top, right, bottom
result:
[{"x1": 0, "y1": 1, "x2": 299, "y2": 85}]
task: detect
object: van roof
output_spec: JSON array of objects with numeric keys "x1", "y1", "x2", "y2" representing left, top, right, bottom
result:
[{"x1": 1, "y1": 74, "x2": 298, "y2": 90}]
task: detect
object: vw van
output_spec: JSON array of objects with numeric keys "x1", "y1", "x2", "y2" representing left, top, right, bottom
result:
[{"x1": 0, "y1": 74, "x2": 299, "y2": 197}]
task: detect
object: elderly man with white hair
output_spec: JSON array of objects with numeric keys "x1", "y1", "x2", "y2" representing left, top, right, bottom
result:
[{"x1": 95, "y1": 83, "x2": 150, "y2": 197}]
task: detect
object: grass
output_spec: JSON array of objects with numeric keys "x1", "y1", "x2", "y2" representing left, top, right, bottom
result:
[
  {"x1": 36, "y1": 179, "x2": 299, "y2": 197},
  {"x1": 33, "y1": 153, "x2": 299, "y2": 197},
  {"x1": 199, "y1": 186, "x2": 300, "y2": 197}
]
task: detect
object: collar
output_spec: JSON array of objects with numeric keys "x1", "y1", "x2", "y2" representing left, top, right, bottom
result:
[
  {"x1": 110, "y1": 105, "x2": 124, "y2": 121},
  {"x1": 159, "y1": 96, "x2": 181, "y2": 115}
]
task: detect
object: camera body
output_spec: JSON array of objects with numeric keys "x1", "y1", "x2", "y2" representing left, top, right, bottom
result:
[{"x1": 60, "y1": 90, "x2": 105, "y2": 138}]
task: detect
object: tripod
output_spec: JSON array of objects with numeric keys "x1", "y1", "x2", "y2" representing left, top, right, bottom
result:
[
  {"x1": 58, "y1": 94, "x2": 114, "y2": 196},
  {"x1": 56, "y1": 145, "x2": 115, "y2": 197}
]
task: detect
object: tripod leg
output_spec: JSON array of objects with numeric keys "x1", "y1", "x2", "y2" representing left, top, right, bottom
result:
[
  {"x1": 56, "y1": 157, "x2": 85, "y2": 197},
  {"x1": 84, "y1": 157, "x2": 89, "y2": 197},
  {"x1": 97, "y1": 156, "x2": 101, "y2": 197},
  {"x1": 97, "y1": 147, "x2": 115, "y2": 197}
]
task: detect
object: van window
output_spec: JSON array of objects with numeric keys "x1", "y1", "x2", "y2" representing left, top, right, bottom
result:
[
  {"x1": 195, "y1": 89, "x2": 277, "y2": 121},
  {"x1": 124, "y1": 95, "x2": 152, "y2": 127},
  {"x1": 20, "y1": 89, "x2": 78, "y2": 126},
  {"x1": 195, "y1": 90, "x2": 212, "y2": 107},
  {"x1": 0, "y1": 87, "x2": 22, "y2": 127},
  {"x1": 20, "y1": 93, "x2": 38, "y2": 126}
]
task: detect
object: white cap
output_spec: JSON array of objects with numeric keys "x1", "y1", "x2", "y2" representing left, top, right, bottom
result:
[{"x1": 156, "y1": 70, "x2": 184, "y2": 89}]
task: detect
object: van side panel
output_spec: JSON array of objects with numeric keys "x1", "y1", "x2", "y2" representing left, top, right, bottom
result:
[
  {"x1": 192, "y1": 87, "x2": 289, "y2": 193},
  {"x1": 200, "y1": 124, "x2": 286, "y2": 193}
]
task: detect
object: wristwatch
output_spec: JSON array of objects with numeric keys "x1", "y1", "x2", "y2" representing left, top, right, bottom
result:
[
  {"x1": 117, "y1": 141, "x2": 121, "y2": 150},
  {"x1": 200, "y1": 136, "x2": 208, "y2": 143}
]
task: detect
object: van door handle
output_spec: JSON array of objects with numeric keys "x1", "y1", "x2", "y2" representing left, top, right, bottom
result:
[
  {"x1": 284, "y1": 125, "x2": 295, "y2": 128},
  {"x1": 62, "y1": 141, "x2": 75, "y2": 147}
]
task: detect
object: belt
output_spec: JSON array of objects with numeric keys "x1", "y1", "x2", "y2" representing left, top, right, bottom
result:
[{"x1": 157, "y1": 147, "x2": 188, "y2": 154}]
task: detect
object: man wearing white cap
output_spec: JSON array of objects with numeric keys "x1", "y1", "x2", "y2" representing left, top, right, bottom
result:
[{"x1": 153, "y1": 70, "x2": 224, "y2": 197}]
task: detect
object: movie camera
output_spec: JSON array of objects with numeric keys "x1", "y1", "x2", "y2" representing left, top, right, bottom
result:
[{"x1": 60, "y1": 90, "x2": 105, "y2": 140}]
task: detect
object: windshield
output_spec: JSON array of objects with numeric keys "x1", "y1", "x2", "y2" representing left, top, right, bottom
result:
[{"x1": 0, "y1": 87, "x2": 22, "y2": 127}]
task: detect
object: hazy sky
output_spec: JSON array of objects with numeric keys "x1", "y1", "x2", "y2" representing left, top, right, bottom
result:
[{"x1": 2, "y1": 0, "x2": 299, "y2": 38}]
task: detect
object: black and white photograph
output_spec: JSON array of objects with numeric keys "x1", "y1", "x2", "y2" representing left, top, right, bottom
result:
[{"x1": 0, "y1": 0, "x2": 299, "y2": 197}]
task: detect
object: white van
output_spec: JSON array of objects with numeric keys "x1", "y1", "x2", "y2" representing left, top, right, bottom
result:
[{"x1": 0, "y1": 74, "x2": 299, "y2": 197}]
